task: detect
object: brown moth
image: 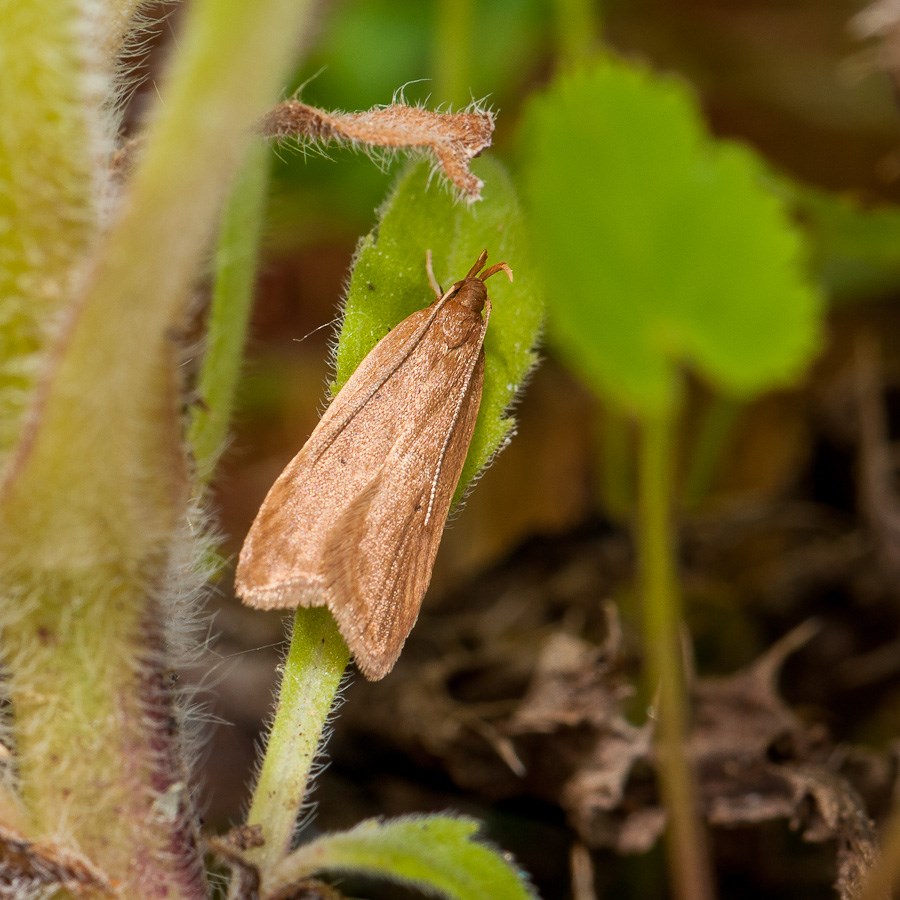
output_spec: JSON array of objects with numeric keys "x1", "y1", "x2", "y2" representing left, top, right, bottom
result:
[{"x1": 236, "y1": 250, "x2": 512, "y2": 680}]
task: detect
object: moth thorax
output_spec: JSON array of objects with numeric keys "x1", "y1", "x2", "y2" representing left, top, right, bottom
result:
[{"x1": 454, "y1": 278, "x2": 488, "y2": 312}]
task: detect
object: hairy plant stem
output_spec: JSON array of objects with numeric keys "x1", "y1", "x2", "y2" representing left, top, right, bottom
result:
[
  {"x1": 0, "y1": 0, "x2": 317, "y2": 891},
  {"x1": 637, "y1": 412, "x2": 715, "y2": 900},
  {"x1": 243, "y1": 609, "x2": 350, "y2": 884}
]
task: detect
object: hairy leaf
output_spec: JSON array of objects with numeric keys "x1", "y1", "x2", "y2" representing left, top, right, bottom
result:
[
  {"x1": 270, "y1": 814, "x2": 537, "y2": 900},
  {"x1": 336, "y1": 156, "x2": 543, "y2": 494}
]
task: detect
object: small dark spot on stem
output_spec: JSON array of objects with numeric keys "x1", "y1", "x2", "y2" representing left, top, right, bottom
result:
[
  {"x1": 367, "y1": 282, "x2": 375, "y2": 291},
  {"x1": 36, "y1": 626, "x2": 55, "y2": 645}
]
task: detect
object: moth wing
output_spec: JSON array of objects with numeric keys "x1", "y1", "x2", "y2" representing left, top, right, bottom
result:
[
  {"x1": 235, "y1": 306, "x2": 438, "y2": 609},
  {"x1": 322, "y1": 346, "x2": 486, "y2": 679}
]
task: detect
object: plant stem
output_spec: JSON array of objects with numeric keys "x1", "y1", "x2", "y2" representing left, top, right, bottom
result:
[
  {"x1": 0, "y1": 0, "x2": 102, "y2": 461},
  {"x1": 189, "y1": 140, "x2": 271, "y2": 488},
  {"x1": 637, "y1": 412, "x2": 715, "y2": 900},
  {"x1": 244, "y1": 609, "x2": 351, "y2": 880},
  {"x1": 434, "y1": 0, "x2": 473, "y2": 107},
  {"x1": 0, "y1": 0, "x2": 317, "y2": 890},
  {"x1": 553, "y1": 0, "x2": 599, "y2": 69}
]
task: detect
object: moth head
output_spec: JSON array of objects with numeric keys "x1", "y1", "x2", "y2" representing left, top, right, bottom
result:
[{"x1": 451, "y1": 250, "x2": 514, "y2": 311}]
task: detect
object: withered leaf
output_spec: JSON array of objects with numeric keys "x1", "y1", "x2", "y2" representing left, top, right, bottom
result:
[
  {"x1": 260, "y1": 101, "x2": 494, "y2": 199},
  {"x1": 0, "y1": 824, "x2": 113, "y2": 898}
]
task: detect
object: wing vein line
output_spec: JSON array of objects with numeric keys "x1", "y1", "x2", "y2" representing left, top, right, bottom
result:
[
  {"x1": 423, "y1": 299, "x2": 491, "y2": 525},
  {"x1": 310, "y1": 285, "x2": 460, "y2": 466}
]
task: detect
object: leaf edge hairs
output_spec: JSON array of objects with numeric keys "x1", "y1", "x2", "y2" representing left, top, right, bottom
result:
[{"x1": 236, "y1": 251, "x2": 513, "y2": 680}]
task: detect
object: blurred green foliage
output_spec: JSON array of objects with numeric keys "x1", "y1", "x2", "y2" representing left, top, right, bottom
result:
[{"x1": 520, "y1": 58, "x2": 823, "y2": 415}]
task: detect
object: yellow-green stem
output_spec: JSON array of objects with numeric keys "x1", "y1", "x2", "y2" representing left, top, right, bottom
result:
[
  {"x1": 245, "y1": 609, "x2": 351, "y2": 882},
  {"x1": 189, "y1": 140, "x2": 271, "y2": 487},
  {"x1": 0, "y1": 0, "x2": 103, "y2": 460},
  {"x1": 434, "y1": 0, "x2": 473, "y2": 107},
  {"x1": 637, "y1": 412, "x2": 715, "y2": 900},
  {"x1": 0, "y1": 0, "x2": 317, "y2": 890},
  {"x1": 553, "y1": 0, "x2": 599, "y2": 69}
]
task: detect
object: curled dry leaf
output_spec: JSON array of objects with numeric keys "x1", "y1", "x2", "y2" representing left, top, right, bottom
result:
[
  {"x1": 110, "y1": 101, "x2": 494, "y2": 200},
  {"x1": 209, "y1": 829, "x2": 348, "y2": 900},
  {"x1": 779, "y1": 766, "x2": 882, "y2": 900},
  {"x1": 0, "y1": 824, "x2": 114, "y2": 898},
  {"x1": 343, "y1": 591, "x2": 884, "y2": 898},
  {"x1": 260, "y1": 101, "x2": 494, "y2": 200},
  {"x1": 208, "y1": 829, "x2": 262, "y2": 900}
]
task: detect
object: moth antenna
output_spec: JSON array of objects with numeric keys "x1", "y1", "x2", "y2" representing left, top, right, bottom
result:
[
  {"x1": 466, "y1": 249, "x2": 490, "y2": 279},
  {"x1": 425, "y1": 249, "x2": 442, "y2": 299},
  {"x1": 479, "y1": 261, "x2": 514, "y2": 283}
]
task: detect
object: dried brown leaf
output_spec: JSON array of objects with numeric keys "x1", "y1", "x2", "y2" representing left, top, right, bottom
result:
[
  {"x1": 260, "y1": 101, "x2": 494, "y2": 199},
  {"x1": 0, "y1": 824, "x2": 113, "y2": 898},
  {"x1": 209, "y1": 830, "x2": 261, "y2": 900},
  {"x1": 780, "y1": 765, "x2": 882, "y2": 900}
]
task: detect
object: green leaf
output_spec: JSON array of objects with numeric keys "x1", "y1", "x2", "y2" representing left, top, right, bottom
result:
[
  {"x1": 521, "y1": 57, "x2": 822, "y2": 415},
  {"x1": 336, "y1": 156, "x2": 543, "y2": 494},
  {"x1": 270, "y1": 814, "x2": 537, "y2": 900}
]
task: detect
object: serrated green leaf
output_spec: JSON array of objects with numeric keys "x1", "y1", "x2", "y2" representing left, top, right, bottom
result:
[
  {"x1": 521, "y1": 57, "x2": 822, "y2": 415},
  {"x1": 269, "y1": 814, "x2": 537, "y2": 900},
  {"x1": 335, "y1": 156, "x2": 543, "y2": 495}
]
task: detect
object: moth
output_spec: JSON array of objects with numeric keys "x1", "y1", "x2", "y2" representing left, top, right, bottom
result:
[{"x1": 236, "y1": 250, "x2": 512, "y2": 679}]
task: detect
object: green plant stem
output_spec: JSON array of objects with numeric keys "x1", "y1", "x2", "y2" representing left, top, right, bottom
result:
[
  {"x1": 244, "y1": 609, "x2": 351, "y2": 881},
  {"x1": 637, "y1": 412, "x2": 715, "y2": 900},
  {"x1": 189, "y1": 140, "x2": 271, "y2": 487},
  {"x1": 0, "y1": 0, "x2": 101, "y2": 460},
  {"x1": 553, "y1": 0, "x2": 598, "y2": 69},
  {"x1": 434, "y1": 0, "x2": 473, "y2": 107},
  {"x1": 0, "y1": 0, "x2": 317, "y2": 890}
]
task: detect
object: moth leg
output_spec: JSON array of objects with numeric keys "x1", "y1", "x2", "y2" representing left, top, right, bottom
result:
[{"x1": 425, "y1": 249, "x2": 442, "y2": 299}]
